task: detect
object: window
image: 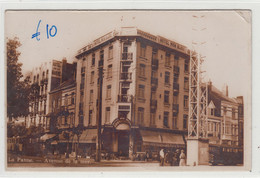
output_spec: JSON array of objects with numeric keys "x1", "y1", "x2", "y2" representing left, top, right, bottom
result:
[
  {"x1": 81, "y1": 66, "x2": 85, "y2": 74},
  {"x1": 109, "y1": 46, "x2": 113, "y2": 59},
  {"x1": 91, "y1": 54, "x2": 95, "y2": 66},
  {"x1": 174, "y1": 73, "x2": 179, "y2": 83},
  {"x1": 90, "y1": 71, "x2": 94, "y2": 83},
  {"x1": 184, "y1": 77, "x2": 189, "y2": 90},
  {"x1": 90, "y1": 90, "x2": 93, "y2": 103},
  {"x1": 140, "y1": 43, "x2": 146, "y2": 57},
  {"x1": 71, "y1": 92, "x2": 75, "y2": 104},
  {"x1": 105, "y1": 107, "x2": 110, "y2": 123},
  {"x1": 184, "y1": 95, "x2": 188, "y2": 108},
  {"x1": 64, "y1": 94, "x2": 68, "y2": 106},
  {"x1": 211, "y1": 108, "x2": 215, "y2": 116},
  {"x1": 165, "y1": 71, "x2": 170, "y2": 85},
  {"x1": 89, "y1": 110, "x2": 93, "y2": 125},
  {"x1": 100, "y1": 50, "x2": 104, "y2": 61},
  {"x1": 183, "y1": 114, "x2": 188, "y2": 129},
  {"x1": 163, "y1": 112, "x2": 169, "y2": 127},
  {"x1": 107, "y1": 64, "x2": 112, "y2": 78},
  {"x1": 172, "y1": 116, "x2": 177, "y2": 129},
  {"x1": 106, "y1": 85, "x2": 111, "y2": 99},
  {"x1": 164, "y1": 91, "x2": 170, "y2": 104},
  {"x1": 150, "y1": 113, "x2": 155, "y2": 126},
  {"x1": 138, "y1": 85, "x2": 145, "y2": 98},
  {"x1": 232, "y1": 108, "x2": 236, "y2": 120},
  {"x1": 165, "y1": 53, "x2": 171, "y2": 67},
  {"x1": 137, "y1": 107, "x2": 144, "y2": 125},
  {"x1": 185, "y1": 59, "x2": 189, "y2": 72},
  {"x1": 123, "y1": 46, "x2": 128, "y2": 53},
  {"x1": 139, "y1": 63, "x2": 146, "y2": 77}
]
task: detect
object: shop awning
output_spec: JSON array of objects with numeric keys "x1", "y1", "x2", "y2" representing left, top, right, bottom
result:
[
  {"x1": 140, "y1": 130, "x2": 185, "y2": 148},
  {"x1": 79, "y1": 129, "x2": 97, "y2": 143},
  {"x1": 51, "y1": 140, "x2": 58, "y2": 145},
  {"x1": 40, "y1": 133, "x2": 57, "y2": 141}
]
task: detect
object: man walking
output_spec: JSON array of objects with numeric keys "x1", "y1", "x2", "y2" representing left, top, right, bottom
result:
[{"x1": 159, "y1": 148, "x2": 165, "y2": 166}]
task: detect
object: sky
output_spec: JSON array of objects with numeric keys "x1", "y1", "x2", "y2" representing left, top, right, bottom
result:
[{"x1": 5, "y1": 11, "x2": 251, "y2": 99}]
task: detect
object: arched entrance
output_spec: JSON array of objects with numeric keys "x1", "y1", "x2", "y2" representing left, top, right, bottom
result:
[{"x1": 112, "y1": 118, "x2": 131, "y2": 157}]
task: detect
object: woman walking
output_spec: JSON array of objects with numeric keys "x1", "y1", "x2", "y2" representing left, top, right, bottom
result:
[{"x1": 179, "y1": 150, "x2": 186, "y2": 166}]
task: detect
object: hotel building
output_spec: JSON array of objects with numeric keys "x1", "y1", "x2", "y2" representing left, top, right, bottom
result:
[{"x1": 75, "y1": 27, "x2": 191, "y2": 157}]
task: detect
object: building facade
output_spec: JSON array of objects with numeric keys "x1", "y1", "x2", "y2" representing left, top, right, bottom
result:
[
  {"x1": 207, "y1": 82, "x2": 244, "y2": 147},
  {"x1": 27, "y1": 59, "x2": 75, "y2": 131},
  {"x1": 75, "y1": 27, "x2": 191, "y2": 157}
]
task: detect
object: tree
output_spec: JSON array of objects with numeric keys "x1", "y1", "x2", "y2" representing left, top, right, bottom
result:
[{"x1": 7, "y1": 37, "x2": 30, "y2": 120}]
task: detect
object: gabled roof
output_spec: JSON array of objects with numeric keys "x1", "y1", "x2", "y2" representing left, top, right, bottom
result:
[
  {"x1": 50, "y1": 78, "x2": 76, "y2": 94},
  {"x1": 210, "y1": 85, "x2": 238, "y2": 104}
]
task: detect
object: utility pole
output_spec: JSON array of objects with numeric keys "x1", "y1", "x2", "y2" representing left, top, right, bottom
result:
[{"x1": 96, "y1": 58, "x2": 103, "y2": 162}]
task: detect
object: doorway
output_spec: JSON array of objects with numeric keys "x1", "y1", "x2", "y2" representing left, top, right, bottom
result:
[{"x1": 118, "y1": 131, "x2": 129, "y2": 157}]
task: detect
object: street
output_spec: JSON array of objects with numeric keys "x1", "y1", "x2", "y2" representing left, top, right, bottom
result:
[{"x1": 8, "y1": 160, "x2": 160, "y2": 167}]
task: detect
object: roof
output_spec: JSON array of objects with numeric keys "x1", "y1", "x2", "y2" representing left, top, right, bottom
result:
[
  {"x1": 50, "y1": 78, "x2": 76, "y2": 94},
  {"x1": 76, "y1": 27, "x2": 190, "y2": 59},
  {"x1": 209, "y1": 85, "x2": 238, "y2": 104}
]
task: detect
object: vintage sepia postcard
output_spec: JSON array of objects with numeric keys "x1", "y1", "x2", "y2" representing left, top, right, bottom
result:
[{"x1": 4, "y1": 10, "x2": 251, "y2": 172}]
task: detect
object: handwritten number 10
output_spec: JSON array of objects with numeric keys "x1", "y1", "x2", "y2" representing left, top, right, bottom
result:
[
  {"x1": 46, "y1": 24, "x2": 57, "y2": 39},
  {"x1": 32, "y1": 20, "x2": 57, "y2": 41}
]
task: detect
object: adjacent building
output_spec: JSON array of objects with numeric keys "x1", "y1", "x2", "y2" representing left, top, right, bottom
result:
[
  {"x1": 75, "y1": 27, "x2": 191, "y2": 157},
  {"x1": 27, "y1": 59, "x2": 75, "y2": 131},
  {"x1": 207, "y1": 82, "x2": 244, "y2": 147}
]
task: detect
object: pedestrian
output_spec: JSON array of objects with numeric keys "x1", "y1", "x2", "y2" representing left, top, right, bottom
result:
[
  {"x1": 159, "y1": 148, "x2": 165, "y2": 166},
  {"x1": 176, "y1": 149, "x2": 180, "y2": 166},
  {"x1": 179, "y1": 149, "x2": 186, "y2": 166},
  {"x1": 172, "y1": 151, "x2": 178, "y2": 166}
]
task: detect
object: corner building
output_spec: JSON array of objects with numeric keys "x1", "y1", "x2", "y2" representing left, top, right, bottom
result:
[{"x1": 75, "y1": 27, "x2": 190, "y2": 157}]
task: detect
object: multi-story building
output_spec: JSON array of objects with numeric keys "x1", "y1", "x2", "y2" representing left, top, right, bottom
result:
[
  {"x1": 75, "y1": 27, "x2": 191, "y2": 157},
  {"x1": 207, "y1": 82, "x2": 244, "y2": 147},
  {"x1": 27, "y1": 59, "x2": 75, "y2": 131}
]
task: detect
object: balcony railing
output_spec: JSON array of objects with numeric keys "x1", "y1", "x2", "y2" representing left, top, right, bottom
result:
[
  {"x1": 122, "y1": 53, "x2": 133, "y2": 61},
  {"x1": 118, "y1": 94, "x2": 131, "y2": 102},
  {"x1": 120, "y1": 72, "x2": 132, "y2": 80},
  {"x1": 173, "y1": 83, "x2": 179, "y2": 91},
  {"x1": 150, "y1": 99, "x2": 157, "y2": 108},
  {"x1": 172, "y1": 104, "x2": 179, "y2": 113},
  {"x1": 80, "y1": 83, "x2": 85, "y2": 90},
  {"x1": 174, "y1": 66, "x2": 180, "y2": 74},
  {"x1": 152, "y1": 58, "x2": 158, "y2": 70},
  {"x1": 151, "y1": 77, "x2": 158, "y2": 85}
]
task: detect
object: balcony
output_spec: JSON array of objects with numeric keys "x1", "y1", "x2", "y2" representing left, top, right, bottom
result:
[
  {"x1": 118, "y1": 94, "x2": 131, "y2": 103},
  {"x1": 151, "y1": 77, "x2": 158, "y2": 85},
  {"x1": 152, "y1": 58, "x2": 158, "y2": 70},
  {"x1": 174, "y1": 66, "x2": 180, "y2": 74},
  {"x1": 98, "y1": 59, "x2": 104, "y2": 67},
  {"x1": 122, "y1": 53, "x2": 133, "y2": 61},
  {"x1": 173, "y1": 83, "x2": 179, "y2": 92},
  {"x1": 150, "y1": 99, "x2": 157, "y2": 108},
  {"x1": 172, "y1": 104, "x2": 179, "y2": 113},
  {"x1": 80, "y1": 83, "x2": 85, "y2": 90},
  {"x1": 120, "y1": 72, "x2": 132, "y2": 81}
]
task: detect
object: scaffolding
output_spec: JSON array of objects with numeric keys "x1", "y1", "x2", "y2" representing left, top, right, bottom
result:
[{"x1": 188, "y1": 51, "x2": 208, "y2": 139}]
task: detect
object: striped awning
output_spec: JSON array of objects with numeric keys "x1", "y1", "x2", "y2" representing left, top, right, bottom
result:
[
  {"x1": 140, "y1": 130, "x2": 185, "y2": 148},
  {"x1": 40, "y1": 134, "x2": 57, "y2": 141},
  {"x1": 79, "y1": 129, "x2": 97, "y2": 144}
]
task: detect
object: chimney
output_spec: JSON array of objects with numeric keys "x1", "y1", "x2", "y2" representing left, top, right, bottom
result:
[
  {"x1": 208, "y1": 80, "x2": 212, "y2": 91},
  {"x1": 226, "y1": 85, "x2": 228, "y2": 97}
]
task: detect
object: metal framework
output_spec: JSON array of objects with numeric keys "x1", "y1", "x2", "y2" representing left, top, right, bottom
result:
[{"x1": 188, "y1": 51, "x2": 208, "y2": 139}]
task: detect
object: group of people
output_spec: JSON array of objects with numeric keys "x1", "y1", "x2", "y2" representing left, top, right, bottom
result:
[{"x1": 159, "y1": 148, "x2": 186, "y2": 166}]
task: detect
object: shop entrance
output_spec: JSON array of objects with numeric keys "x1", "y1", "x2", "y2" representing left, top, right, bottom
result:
[{"x1": 118, "y1": 131, "x2": 129, "y2": 157}]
